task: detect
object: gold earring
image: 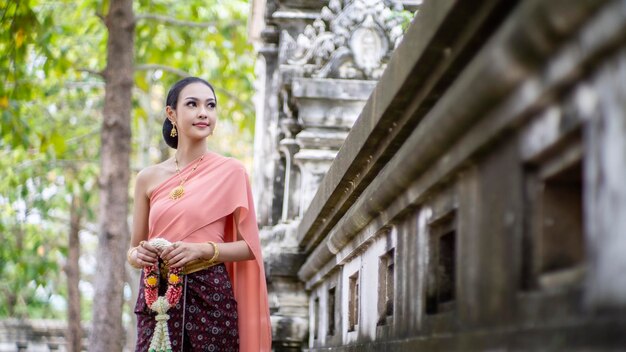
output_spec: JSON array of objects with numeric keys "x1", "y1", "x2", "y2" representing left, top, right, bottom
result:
[{"x1": 170, "y1": 124, "x2": 177, "y2": 137}]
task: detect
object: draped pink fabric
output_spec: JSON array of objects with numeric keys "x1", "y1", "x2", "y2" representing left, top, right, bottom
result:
[{"x1": 148, "y1": 152, "x2": 272, "y2": 351}]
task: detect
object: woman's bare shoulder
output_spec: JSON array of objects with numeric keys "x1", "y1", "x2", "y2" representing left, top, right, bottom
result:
[{"x1": 136, "y1": 159, "x2": 175, "y2": 198}]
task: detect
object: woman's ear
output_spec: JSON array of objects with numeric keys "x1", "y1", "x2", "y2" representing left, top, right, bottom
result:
[{"x1": 165, "y1": 106, "x2": 176, "y2": 123}]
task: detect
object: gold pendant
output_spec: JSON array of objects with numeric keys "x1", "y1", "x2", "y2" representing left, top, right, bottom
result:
[{"x1": 169, "y1": 185, "x2": 184, "y2": 200}]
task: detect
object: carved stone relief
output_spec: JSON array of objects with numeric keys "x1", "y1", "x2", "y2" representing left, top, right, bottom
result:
[{"x1": 282, "y1": 0, "x2": 406, "y2": 79}]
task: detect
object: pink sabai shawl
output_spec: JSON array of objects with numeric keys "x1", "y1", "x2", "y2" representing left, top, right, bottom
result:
[{"x1": 147, "y1": 152, "x2": 272, "y2": 351}]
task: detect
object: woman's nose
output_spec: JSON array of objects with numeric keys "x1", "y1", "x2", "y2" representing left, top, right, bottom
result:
[{"x1": 198, "y1": 106, "x2": 208, "y2": 118}]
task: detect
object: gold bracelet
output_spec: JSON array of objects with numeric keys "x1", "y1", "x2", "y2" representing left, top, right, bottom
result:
[
  {"x1": 206, "y1": 241, "x2": 220, "y2": 264},
  {"x1": 127, "y1": 247, "x2": 142, "y2": 269}
]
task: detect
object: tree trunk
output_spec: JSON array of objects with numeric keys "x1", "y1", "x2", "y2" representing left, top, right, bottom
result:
[
  {"x1": 65, "y1": 194, "x2": 82, "y2": 352},
  {"x1": 89, "y1": 0, "x2": 134, "y2": 351}
]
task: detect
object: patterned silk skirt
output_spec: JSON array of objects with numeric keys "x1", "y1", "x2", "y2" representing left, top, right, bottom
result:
[{"x1": 134, "y1": 263, "x2": 239, "y2": 351}]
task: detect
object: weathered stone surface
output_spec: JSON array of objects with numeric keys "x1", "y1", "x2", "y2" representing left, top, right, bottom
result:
[
  {"x1": 266, "y1": 0, "x2": 626, "y2": 350},
  {"x1": 296, "y1": 0, "x2": 523, "y2": 252},
  {"x1": 253, "y1": 0, "x2": 626, "y2": 350},
  {"x1": 249, "y1": 1, "x2": 411, "y2": 349},
  {"x1": 585, "y1": 46, "x2": 626, "y2": 308}
]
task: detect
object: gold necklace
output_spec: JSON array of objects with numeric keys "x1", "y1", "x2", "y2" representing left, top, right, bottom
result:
[{"x1": 169, "y1": 154, "x2": 205, "y2": 200}]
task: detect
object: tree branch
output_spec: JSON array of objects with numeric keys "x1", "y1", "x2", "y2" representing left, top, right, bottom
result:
[
  {"x1": 47, "y1": 214, "x2": 99, "y2": 234},
  {"x1": 135, "y1": 64, "x2": 189, "y2": 77},
  {"x1": 16, "y1": 158, "x2": 99, "y2": 171},
  {"x1": 135, "y1": 64, "x2": 254, "y2": 111},
  {"x1": 78, "y1": 68, "x2": 104, "y2": 77},
  {"x1": 135, "y1": 13, "x2": 236, "y2": 28}
]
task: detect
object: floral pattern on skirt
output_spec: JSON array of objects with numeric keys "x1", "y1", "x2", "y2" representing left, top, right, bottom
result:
[{"x1": 135, "y1": 263, "x2": 239, "y2": 351}]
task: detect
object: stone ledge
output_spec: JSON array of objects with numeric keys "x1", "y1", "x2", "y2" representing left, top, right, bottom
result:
[
  {"x1": 292, "y1": 78, "x2": 377, "y2": 101},
  {"x1": 272, "y1": 10, "x2": 320, "y2": 22},
  {"x1": 308, "y1": 316, "x2": 626, "y2": 351}
]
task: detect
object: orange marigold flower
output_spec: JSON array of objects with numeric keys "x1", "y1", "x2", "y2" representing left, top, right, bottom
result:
[
  {"x1": 145, "y1": 276, "x2": 158, "y2": 287},
  {"x1": 168, "y1": 274, "x2": 180, "y2": 284}
]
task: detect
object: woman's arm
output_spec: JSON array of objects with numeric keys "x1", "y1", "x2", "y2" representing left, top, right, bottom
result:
[{"x1": 127, "y1": 169, "x2": 159, "y2": 267}]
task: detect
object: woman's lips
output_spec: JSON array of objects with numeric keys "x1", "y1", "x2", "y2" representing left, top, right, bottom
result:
[{"x1": 193, "y1": 123, "x2": 209, "y2": 128}]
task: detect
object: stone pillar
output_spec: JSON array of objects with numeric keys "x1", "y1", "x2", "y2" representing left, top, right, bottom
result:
[
  {"x1": 251, "y1": 24, "x2": 280, "y2": 227},
  {"x1": 291, "y1": 77, "x2": 376, "y2": 214},
  {"x1": 585, "y1": 49, "x2": 626, "y2": 309}
]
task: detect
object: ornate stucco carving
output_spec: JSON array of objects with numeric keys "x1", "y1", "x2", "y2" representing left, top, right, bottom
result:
[{"x1": 282, "y1": 0, "x2": 406, "y2": 79}]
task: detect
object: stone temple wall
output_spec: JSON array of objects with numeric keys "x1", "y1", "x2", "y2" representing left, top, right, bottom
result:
[
  {"x1": 248, "y1": 0, "x2": 419, "y2": 349},
  {"x1": 252, "y1": 0, "x2": 626, "y2": 350}
]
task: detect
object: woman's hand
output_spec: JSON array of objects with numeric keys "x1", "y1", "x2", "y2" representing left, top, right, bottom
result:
[
  {"x1": 133, "y1": 240, "x2": 160, "y2": 267},
  {"x1": 160, "y1": 242, "x2": 211, "y2": 268}
]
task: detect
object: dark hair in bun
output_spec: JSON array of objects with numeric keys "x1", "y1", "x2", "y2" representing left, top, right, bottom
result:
[{"x1": 162, "y1": 77, "x2": 217, "y2": 149}]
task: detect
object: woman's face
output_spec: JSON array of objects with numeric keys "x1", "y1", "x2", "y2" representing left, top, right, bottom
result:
[{"x1": 168, "y1": 82, "x2": 217, "y2": 141}]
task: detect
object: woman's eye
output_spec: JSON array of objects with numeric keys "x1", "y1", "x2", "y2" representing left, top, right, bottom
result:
[
  {"x1": 208, "y1": 103, "x2": 216, "y2": 109},
  {"x1": 186, "y1": 101, "x2": 197, "y2": 107}
]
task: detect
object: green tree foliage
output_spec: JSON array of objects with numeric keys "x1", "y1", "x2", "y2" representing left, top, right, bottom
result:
[{"x1": 0, "y1": 0, "x2": 255, "y2": 320}]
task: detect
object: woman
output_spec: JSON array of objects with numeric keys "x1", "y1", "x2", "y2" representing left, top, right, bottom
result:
[{"x1": 126, "y1": 77, "x2": 272, "y2": 351}]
